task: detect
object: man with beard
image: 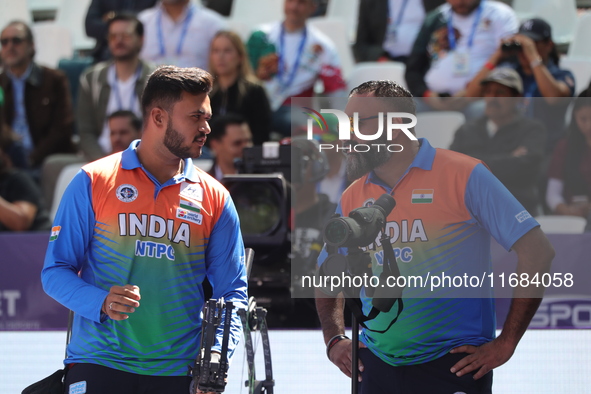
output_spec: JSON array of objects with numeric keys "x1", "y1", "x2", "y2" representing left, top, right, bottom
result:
[
  {"x1": 315, "y1": 80, "x2": 554, "y2": 393},
  {"x1": 42, "y1": 66, "x2": 247, "y2": 394},
  {"x1": 77, "y1": 13, "x2": 154, "y2": 162}
]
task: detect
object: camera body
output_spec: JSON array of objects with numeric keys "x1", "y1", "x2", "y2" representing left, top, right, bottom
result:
[{"x1": 323, "y1": 194, "x2": 396, "y2": 248}]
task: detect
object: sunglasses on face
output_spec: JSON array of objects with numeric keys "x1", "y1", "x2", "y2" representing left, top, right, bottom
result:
[
  {"x1": 348, "y1": 114, "x2": 381, "y2": 134},
  {"x1": 0, "y1": 36, "x2": 25, "y2": 46}
]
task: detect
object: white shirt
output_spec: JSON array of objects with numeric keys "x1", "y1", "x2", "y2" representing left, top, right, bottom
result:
[
  {"x1": 317, "y1": 158, "x2": 347, "y2": 205},
  {"x1": 254, "y1": 22, "x2": 346, "y2": 110},
  {"x1": 383, "y1": 0, "x2": 426, "y2": 58},
  {"x1": 98, "y1": 65, "x2": 142, "y2": 154},
  {"x1": 139, "y1": 2, "x2": 225, "y2": 70},
  {"x1": 425, "y1": 1, "x2": 518, "y2": 94}
]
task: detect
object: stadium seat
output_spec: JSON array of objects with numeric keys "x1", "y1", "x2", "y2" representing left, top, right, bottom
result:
[
  {"x1": 512, "y1": 0, "x2": 578, "y2": 45},
  {"x1": 414, "y1": 111, "x2": 466, "y2": 149},
  {"x1": 560, "y1": 57, "x2": 591, "y2": 95},
  {"x1": 58, "y1": 57, "x2": 94, "y2": 111},
  {"x1": 347, "y1": 62, "x2": 407, "y2": 93},
  {"x1": 308, "y1": 17, "x2": 355, "y2": 81},
  {"x1": 534, "y1": 215, "x2": 587, "y2": 234},
  {"x1": 325, "y1": 0, "x2": 360, "y2": 43},
  {"x1": 567, "y1": 12, "x2": 591, "y2": 59},
  {"x1": 0, "y1": 1, "x2": 31, "y2": 30},
  {"x1": 32, "y1": 22, "x2": 73, "y2": 69},
  {"x1": 54, "y1": 0, "x2": 95, "y2": 51},
  {"x1": 50, "y1": 163, "x2": 83, "y2": 220},
  {"x1": 229, "y1": 0, "x2": 283, "y2": 32}
]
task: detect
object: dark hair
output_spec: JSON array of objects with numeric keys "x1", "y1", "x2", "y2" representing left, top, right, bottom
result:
[
  {"x1": 3, "y1": 20, "x2": 34, "y2": 43},
  {"x1": 545, "y1": 38, "x2": 560, "y2": 66},
  {"x1": 107, "y1": 12, "x2": 144, "y2": 37},
  {"x1": 141, "y1": 66, "x2": 214, "y2": 122},
  {"x1": 350, "y1": 80, "x2": 416, "y2": 133},
  {"x1": 3, "y1": 20, "x2": 35, "y2": 59},
  {"x1": 350, "y1": 80, "x2": 416, "y2": 113},
  {"x1": 563, "y1": 96, "x2": 591, "y2": 197},
  {"x1": 208, "y1": 113, "x2": 246, "y2": 143},
  {"x1": 108, "y1": 110, "x2": 142, "y2": 131}
]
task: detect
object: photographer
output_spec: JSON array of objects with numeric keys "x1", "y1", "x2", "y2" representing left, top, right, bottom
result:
[
  {"x1": 465, "y1": 18, "x2": 575, "y2": 152},
  {"x1": 315, "y1": 80, "x2": 554, "y2": 394}
]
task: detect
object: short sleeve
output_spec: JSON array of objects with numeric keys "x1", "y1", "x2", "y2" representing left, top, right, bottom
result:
[{"x1": 465, "y1": 163, "x2": 539, "y2": 251}]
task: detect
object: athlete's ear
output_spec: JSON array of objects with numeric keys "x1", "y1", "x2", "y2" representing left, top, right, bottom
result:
[{"x1": 150, "y1": 107, "x2": 167, "y2": 128}]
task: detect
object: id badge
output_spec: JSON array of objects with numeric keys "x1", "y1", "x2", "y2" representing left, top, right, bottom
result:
[{"x1": 453, "y1": 52, "x2": 471, "y2": 76}]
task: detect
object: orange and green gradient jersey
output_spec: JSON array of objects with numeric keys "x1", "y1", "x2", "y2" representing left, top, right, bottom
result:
[
  {"x1": 42, "y1": 141, "x2": 247, "y2": 376},
  {"x1": 318, "y1": 139, "x2": 539, "y2": 367}
]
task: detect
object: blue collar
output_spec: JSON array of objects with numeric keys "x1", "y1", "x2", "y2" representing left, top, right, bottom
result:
[
  {"x1": 7, "y1": 63, "x2": 33, "y2": 83},
  {"x1": 365, "y1": 138, "x2": 435, "y2": 187},
  {"x1": 121, "y1": 139, "x2": 201, "y2": 183}
]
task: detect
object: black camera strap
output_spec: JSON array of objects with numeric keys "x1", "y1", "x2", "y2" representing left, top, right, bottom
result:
[{"x1": 343, "y1": 235, "x2": 404, "y2": 334}]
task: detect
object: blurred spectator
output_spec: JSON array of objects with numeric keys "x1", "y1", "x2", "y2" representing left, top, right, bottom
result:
[
  {"x1": 207, "y1": 114, "x2": 253, "y2": 181},
  {"x1": 0, "y1": 21, "x2": 76, "y2": 173},
  {"x1": 291, "y1": 137, "x2": 332, "y2": 296},
  {"x1": 108, "y1": 110, "x2": 142, "y2": 153},
  {"x1": 354, "y1": 0, "x2": 445, "y2": 63},
  {"x1": 405, "y1": 0, "x2": 518, "y2": 103},
  {"x1": 209, "y1": 31, "x2": 271, "y2": 145},
  {"x1": 450, "y1": 67, "x2": 546, "y2": 214},
  {"x1": 77, "y1": 14, "x2": 153, "y2": 162},
  {"x1": 0, "y1": 123, "x2": 51, "y2": 232},
  {"x1": 85, "y1": 0, "x2": 157, "y2": 63},
  {"x1": 311, "y1": 113, "x2": 349, "y2": 205},
  {"x1": 247, "y1": 0, "x2": 346, "y2": 137},
  {"x1": 466, "y1": 18, "x2": 575, "y2": 152},
  {"x1": 0, "y1": 86, "x2": 28, "y2": 169},
  {"x1": 41, "y1": 109, "x2": 143, "y2": 212},
  {"x1": 546, "y1": 96, "x2": 591, "y2": 218},
  {"x1": 139, "y1": 0, "x2": 225, "y2": 69}
]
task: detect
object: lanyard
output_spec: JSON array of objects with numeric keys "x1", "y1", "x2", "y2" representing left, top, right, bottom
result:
[
  {"x1": 278, "y1": 23, "x2": 307, "y2": 90},
  {"x1": 447, "y1": 1, "x2": 484, "y2": 51},
  {"x1": 389, "y1": 0, "x2": 410, "y2": 27},
  {"x1": 157, "y1": 5, "x2": 195, "y2": 57},
  {"x1": 112, "y1": 64, "x2": 142, "y2": 111}
]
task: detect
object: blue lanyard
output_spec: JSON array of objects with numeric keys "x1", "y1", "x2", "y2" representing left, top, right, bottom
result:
[
  {"x1": 278, "y1": 24, "x2": 307, "y2": 90},
  {"x1": 447, "y1": 1, "x2": 484, "y2": 51},
  {"x1": 112, "y1": 64, "x2": 142, "y2": 111},
  {"x1": 389, "y1": 0, "x2": 410, "y2": 27},
  {"x1": 157, "y1": 5, "x2": 195, "y2": 57}
]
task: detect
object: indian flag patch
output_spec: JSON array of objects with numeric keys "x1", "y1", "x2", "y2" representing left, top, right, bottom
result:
[
  {"x1": 411, "y1": 189, "x2": 434, "y2": 204},
  {"x1": 180, "y1": 198, "x2": 201, "y2": 213},
  {"x1": 49, "y1": 226, "x2": 61, "y2": 241}
]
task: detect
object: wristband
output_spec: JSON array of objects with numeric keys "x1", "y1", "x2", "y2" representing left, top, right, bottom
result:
[
  {"x1": 423, "y1": 90, "x2": 434, "y2": 98},
  {"x1": 484, "y1": 61, "x2": 495, "y2": 70},
  {"x1": 326, "y1": 334, "x2": 349, "y2": 360},
  {"x1": 530, "y1": 57, "x2": 543, "y2": 69}
]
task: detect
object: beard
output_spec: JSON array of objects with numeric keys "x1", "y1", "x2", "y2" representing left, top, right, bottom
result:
[
  {"x1": 163, "y1": 118, "x2": 200, "y2": 159},
  {"x1": 344, "y1": 140, "x2": 393, "y2": 181}
]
